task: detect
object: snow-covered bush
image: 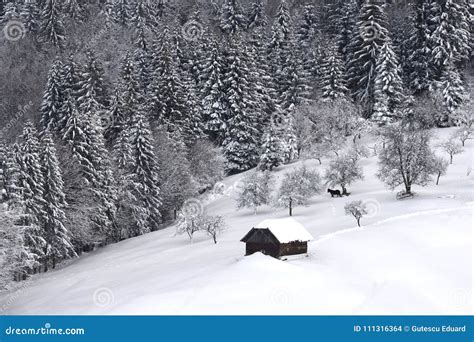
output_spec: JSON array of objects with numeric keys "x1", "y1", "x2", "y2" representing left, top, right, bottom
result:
[
  {"x1": 432, "y1": 156, "x2": 449, "y2": 185},
  {"x1": 344, "y1": 201, "x2": 368, "y2": 227},
  {"x1": 176, "y1": 214, "x2": 203, "y2": 242},
  {"x1": 202, "y1": 215, "x2": 226, "y2": 244},
  {"x1": 377, "y1": 125, "x2": 437, "y2": 197},
  {"x1": 176, "y1": 212, "x2": 226, "y2": 244},
  {"x1": 452, "y1": 128, "x2": 472, "y2": 147},
  {"x1": 237, "y1": 171, "x2": 275, "y2": 214},
  {"x1": 275, "y1": 165, "x2": 322, "y2": 216},
  {"x1": 439, "y1": 138, "x2": 463, "y2": 164},
  {"x1": 325, "y1": 154, "x2": 364, "y2": 195}
]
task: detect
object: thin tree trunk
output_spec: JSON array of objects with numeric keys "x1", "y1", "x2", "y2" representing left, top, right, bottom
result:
[
  {"x1": 450, "y1": 154, "x2": 453, "y2": 164},
  {"x1": 357, "y1": 218, "x2": 361, "y2": 227},
  {"x1": 436, "y1": 172, "x2": 441, "y2": 185},
  {"x1": 289, "y1": 198, "x2": 293, "y2": 217}
]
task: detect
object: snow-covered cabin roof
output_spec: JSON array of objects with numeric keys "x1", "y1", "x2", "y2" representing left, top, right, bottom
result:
[{"x1": 242, "y1": 218, "x2": 313, "y2": 243}]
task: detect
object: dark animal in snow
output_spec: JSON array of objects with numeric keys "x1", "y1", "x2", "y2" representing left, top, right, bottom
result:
[{"x1": 327, "y1": 189, "x2": 342, "y2": 197}]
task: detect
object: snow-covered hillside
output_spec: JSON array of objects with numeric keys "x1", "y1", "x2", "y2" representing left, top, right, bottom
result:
[{"x1": 1, "y1": 128, "x2": 472, "y2": 315}]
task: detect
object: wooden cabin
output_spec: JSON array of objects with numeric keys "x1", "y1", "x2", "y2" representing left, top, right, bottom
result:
[{"x1": 240, "y1": 218, "x2": 313, "y2": 259}]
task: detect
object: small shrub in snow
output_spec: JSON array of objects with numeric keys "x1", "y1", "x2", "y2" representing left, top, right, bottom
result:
[
  {"x1": 344, "y1": 201, "x2": 368, "y2": 227},
  {"x1": 275, "y1": 165, "x2": 322, "y2": 216},
  {"x1": 325, "y1": 154, "x2": 364, "y2": 195},
  {"x1": 176, "y1": 211, "x2": 226, "y2": 244},
  {"x1": 202, "y1": 215, "x2": 226, "y2": 244},
  {"x1": 176, "y1": 214, "x2": 202, "y2": 242},
  {"x1": 439, "y1": 138, "x2": 463, "y2": 164},
  {"x1": 432, "y1": 156, "x2": 449, "y2": 185},
  {"x1": 237, "y1": 171, "x2": 275, "y2": 214},
  {"x1": 453, "y1": 128, "x2": 472, "y2": 147}
]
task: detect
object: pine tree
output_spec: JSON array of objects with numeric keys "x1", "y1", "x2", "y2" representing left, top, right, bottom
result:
[
  {"x1": 346, "y1": 0, "x2": 389, "y2": 117},
  {"x1": 259, "y1": 127, "x2": 283, "y2": 171},
  {"x1": 277, "y1": 47, "x2": 311, "y2": 111},
  {"x1": 0, "y1": 143, "x2": 21, "y2": 207},
  {"x1": 113, "y1": 0, "x2": 132, "y2": 27},
  {"x1": 222, "y1": 39, "x2": 261, "y2": 173},
  {"x1": 40, "y1": 131, "x2": 75, "y2": 267},
  {"x1": 437, "y1": 63, "x2": 466, "y2": 124},
  {"x1": 405, "y1": 0, "x2": 435, "y2": 94},
  {"x1": 430, "y1": 0, "x2": 471, "y2": 74},
  {"x1": 334, "y1": 0, "x2": 359, "y2": 72},
  {"x1": 62, "y1": 101, "x2": 118, "y2": 242},
  {"x1": 372, "y1": 40, "x2": 405, "y2": 124},
  {"x1": 320, "y1": 44, "x2": 349, "y2": 101},
  {"x1": 247, "y1": 0, "x2": 267, "y2": 30},
  {"x1": 76, "y1": 49, "x2": 109, "y2": 115},
  {"x1": 21, "y1": 0, "x2": 40, "y2": 34},
  {"x1": 62, "y1": 0, "x2": 85, "y2": 24},
  {"x1": 200, "y1": 39, "x2": 227, "y2": 143},
  {"x1": 18, "y1": 122, "x2": 46, "y2": 224},
  {"x1": 16, "y1": 123, "x2": 47, "y2": 269},
  {"x1": 269, "y1": 0, "x2": 291, "y2": 51},
  {"x1": 148, "y1": 33, "x2": 188, "y2": 133},
  {"x1": 296, "y1": 4, "x2": 318, "y2": 49},
  {"x1": 40, "y1": 58, "x2": 65, "y2": 132},
  {"x1": 1, "y1": 1, "x2": 19, "y2": 23},
  {"x1": 126, "y1": 111, "x2": 162, "y2": 235},
  {"x1": 220, "y1": 0, "x2": 246, "y2": 34},
  {"x1": 38, "y1": 0, "x2": 66, "y2": 49}
]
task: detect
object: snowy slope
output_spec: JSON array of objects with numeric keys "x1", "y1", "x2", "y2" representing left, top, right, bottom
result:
[{"x1": 1, "y1": 128, "x2": 472, "y2": 315}]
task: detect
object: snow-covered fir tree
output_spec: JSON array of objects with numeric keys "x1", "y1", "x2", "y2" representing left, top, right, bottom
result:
[
  {"x1": 1, "y1": 1, "x2": 19, "y2": 23},
  {"x1": 20, "y1": 0, "x2": 40, "y2": 35},
  {"x1": 123, "y1": 111, "x2": 162, "y2": 236},
  {"x1": 247, "y1": 0, "x2": 267, "y2": 30},
  {"x1": 112, "y1": 0, "x2": 132, "y2": 27},
  {"x1": 222, "y1": 38, "x2": 261, "y2": 173},
  {"x1": 373, "y1": 40, "x2": 405, "y2": 124},
  {"x1": 148, "y1": 31, "x2": 188, "y2": 133},
  {"x1": 199, "y1": 39, "x2": 228, "y2": 143},
  {"x1": 406, "y1": 0, "x2": 437, "y2": 94},
  {"x1": 320, "y1": 44, "x2": 349, "y2": 101},
  {"x1": 437, "y1": 63, "x2": 466, "y2": 124},
  {"x1": 430, "y1": 0, "x2": 471, "y2": 76},
  {"x1": 76, "y1": 49, "x2": 109, "y2": 114},
  {"x1": 40, "y1": 58, "x2": 65, "y2": 132},
  {"x1": 40, "y1": 131, "x2": 75, "y2": 267},
  {"x1": 38, "y1": 0, "x2": 66, "y2": 49},
  {"x1": 62, "y1": 0, "x2": 85, "y2": 24},
  {"x1": 237, "y1": 171, "x2": 275, "y2": 214},
  {"x1": 259, "y1": 127, "x2": 284, "y2": 171},
  {"x1": 346, "y1": 0, "x2": 389, "y2": 118},
  {"x1": 220, "y1": 0, "x2": 246, "y2": 34}
]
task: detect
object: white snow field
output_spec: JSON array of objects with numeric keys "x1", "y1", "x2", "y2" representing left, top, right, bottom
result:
[{"x1": 1, "y1": 128, "x2": 472, "y2": 315}]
